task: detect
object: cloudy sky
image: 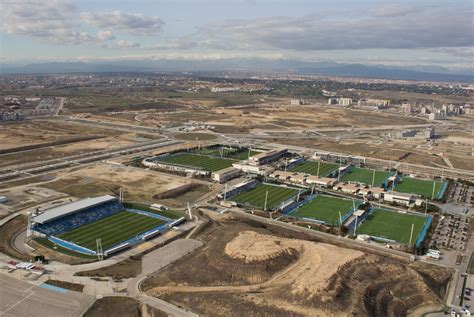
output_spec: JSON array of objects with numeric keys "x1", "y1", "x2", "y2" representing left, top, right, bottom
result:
[{"x1": 1, "y1": 0, "x2": 473, "y2": 69}]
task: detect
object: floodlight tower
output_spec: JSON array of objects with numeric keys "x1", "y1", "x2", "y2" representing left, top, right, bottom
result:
[
  {"x1": 26, "y1": 212, "x2": 32, "y2": 238},
  {"x1": 223, "y1": 183, "x2": 228, "y2": 202},
  {"x1": 409, "y1": 223, "x2": 415, "y2": 247},
  {"x1": 338, "y1": 211, "x2": 342, "y2": 226},
  {"x1": 317, "y1": 161, "x2": 321, "y2": 177},
  {"x1": 354, "y1": 215, "x2": 358, "y2": 236},
  {"x1": 263, "y1": 190, "x2": 269, "y2": 211},
  {"x1": 187, "y1": 202, "x2": 193, "y2": 220},
  {"x1": 431, "y1": 181, "x2": 436, "y2": 200},
  {"x1": 96, "y1": 238, "x2": 103, "y2": 261},
  {"x1": 371, "y1": 170, "x2": 376, "y2": 187}
]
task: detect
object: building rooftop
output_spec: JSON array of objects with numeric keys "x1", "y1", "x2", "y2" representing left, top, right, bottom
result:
[{"x1": 32, "y1": 195, "x2": 117, "y2": 224}]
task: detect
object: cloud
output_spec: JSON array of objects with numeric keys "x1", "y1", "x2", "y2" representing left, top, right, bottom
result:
[
  {"x1": 181, "y1": 5, "x2": 473, "y2": 51},
  {"x1": 0, "y1": 0, "x2": 161, "y2": 45},
  {"x1": 1, "y1": 0, "x2": 78, "y2": 42},
  {"x1": 96, "y1": 30, "x2": 115, "y2": 41},
  {"x1": 81, "y1": 11, "x2": 164, "y2": 36}
]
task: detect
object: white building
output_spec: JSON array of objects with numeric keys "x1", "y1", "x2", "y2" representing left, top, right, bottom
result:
[
  {"x1": 212, "y1": 167, "x2": 241, "y2": 183},
  {"x1": 290, "y1": 99, "x2": 305, "y2": 105},
  {"x1": 338, "y1": 98, "x2": 353, "y2": 106},
  {"x1": 383, "y1": 192, "x2": 414, "y2": 206},
  {"x1": 248, "y1": 148, "x2": 288, "y2": 166}
]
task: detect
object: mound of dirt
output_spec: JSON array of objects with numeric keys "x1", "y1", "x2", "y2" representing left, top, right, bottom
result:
[
  {"x1": 144, "y1": 219, "x2": 451, "y2": 317},
  {"x1": 225, "y1": 231, "x2": 298, "y2": 263}
]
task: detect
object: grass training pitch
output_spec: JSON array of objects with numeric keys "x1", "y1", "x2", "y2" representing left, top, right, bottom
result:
[
  {"x1": 231, "y1": 183, "x2": 300, "y2": 210},
  {"x1": 57, "y1": 211, "x2": 165, "y2": 251},
  {"x1": 192, "y1": 146, "x2": 259, "y2": 160},
  {"x1": 357, "y1": 209, "x2": 428, "y2": 244},
  {"x1": 340, "y1": 167, "x2": 391, "y2": 187},
  {"x1": 159, "y1": 153, "x2": 236, "y2": 171},
  {"x1": 289, "y1": 160, "x2": 338, "y2": 177},
  {"x1": 290, "y1": 195, "x2": 357, "y2": 225},
  {"x1": 394, "y1": 177, "x2": 445, "y2": 199}
]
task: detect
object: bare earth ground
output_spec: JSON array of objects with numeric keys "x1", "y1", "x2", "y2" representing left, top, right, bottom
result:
[
  {"x1": 140, "y1": 104, "x2": 428, "y2": 131},
  {"x1": 39, "y1": 163, "x2": 211, "y2": 206},
  {"x1": 142, "y1": 218, "x2": 451, "y2": 317},
  {"x1": 0, "y1": 120, "x2": 121, "y2": 152},
  {"x1": 84, "y1": 296, "x2": 168, "y2": 317}
]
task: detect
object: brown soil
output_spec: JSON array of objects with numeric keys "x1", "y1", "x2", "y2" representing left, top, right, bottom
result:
[
  {"x1": 0, "y1": 215, "x2": 30, "y2": 261},
  {"x1": 40, "y1": 163, "x2": 203, "y2": 205},
  {"x1": 84, "y1": 297, "x2": 168, "y2": 317},
  {"x1": 143, "y1": 218, "x2": 451, "y2": 317},
  {"x1": 76, "y1": 256, "x2": 142, "y2": 279},
  {"x1": 45, "y1": 279, "x2": 84, "y2": 292}
]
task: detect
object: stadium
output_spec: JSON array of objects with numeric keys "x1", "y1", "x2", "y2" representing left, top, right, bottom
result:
[
  {"x1": 339, "y1": 166, "x2": 393, "y2": 187},
  {"x1": 29, "y1": 195, "x2": 185, "y2": 258},
  {"x1": 353, "y1": 208, "x2": 431, "y2": 246},
  {"x1": 394, "y1": 176, "x2": 447, "y2": 200},
  {"x1": 288, "y1": 194, "x2": 362, "y2": 226},
  {"x1": 289, "y1": 160, "x2": 339, "y2": 177},
  {"x1": 229, "y1": 183, "x2": 303, "y2": 211}
]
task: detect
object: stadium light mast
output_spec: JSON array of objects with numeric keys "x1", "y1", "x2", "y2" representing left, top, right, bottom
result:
[
  {"x1": 338, "y1": 211, "x2": 342, "y2": 226},
  {"x1": 223, "y1": 183, "x2": 228, "y2": 202},
  {"x1": 26, "y1": 212, "x2": 32, "y2": 238},
  {"x1": 311, "y1": 183, "x2": 315, "y2": 195},
  {"x1": 425, "y1": 199, "x2": 428, "y2": 215},
  {"x1": 317, "y1": 161, "x2": 320, "y2": 177},
  {"x1": 409, "y1": 223, "x2": 414, "y2": 247},
  {"x1": 187, "y1": 202, "x2": 193, "y2": 220},
  {"x1": 371, "y1": 170, "x2": 376, "y2": 187},
  {"x1": 264, "y1": 190, "x2": 269, "y2": 211},
  {"x1": 354, "y1": 215, "x2": 358, "y2": 236},
  {"x1": 96, "y1": 238, "x2": 103, "y2": 261},
  {"x1": 431, "y1": 181, "x2": 436, "y2": 200}
]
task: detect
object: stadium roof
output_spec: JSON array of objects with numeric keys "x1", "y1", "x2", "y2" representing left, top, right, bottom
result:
[{"x1": 32, "y1": 195, "x2": 118, "y2": 224}]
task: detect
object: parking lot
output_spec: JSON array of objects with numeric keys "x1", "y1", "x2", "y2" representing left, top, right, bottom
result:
[
  {"x1": 449, "y1": 183, "x2": 474, "y2": 209},
  {"x1": 430, "y1": 214, "x2": 470, "y2": 252}
]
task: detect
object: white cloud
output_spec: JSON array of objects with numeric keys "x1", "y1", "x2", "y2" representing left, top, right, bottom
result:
[
  {"x1": 0, "y1": 0, "x2": 162, "y2": 46},
  {"x1": 96, "y1": 30, "x2": 115, "y2": 41},
  {"x1": 177, "y1": 5, "x2": 473, "y2": 51},
  {"x1": 81, "y1": 11, "x2": 164, "y2": 36}
]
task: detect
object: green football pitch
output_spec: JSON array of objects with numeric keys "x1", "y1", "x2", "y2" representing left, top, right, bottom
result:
[
  {"x1": 356, "y1": 209, "x2": 428, "y2": 244},
  {"x1": 290, "y1": 195, "x2": 358, "y2": 226},
  {"x1": 394, "y1": 177, "x2": 445, "y2": 199},
  {"x1": 340, "y1": 167, "x2": 391, "y2": 186},
  {"x1": 159, "y1": 153, "x2": 236, "y2": 171},
  {"x1": 232, "y1": 183, "x2": 300, "y2": 210},
  {"x1": 192, "y1": 147, "x2": 259, "y2": 160},
  {"x1": 57, "y1": 211, "x2": 166, "y2": 251},
  {"x1": 289, "y1": 160, "x2": 339, "y2": 177}
]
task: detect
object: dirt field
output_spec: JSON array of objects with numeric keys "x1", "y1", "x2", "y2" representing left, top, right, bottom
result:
[
  {"x1": 142, "y1": 218, "x2": 451, "y2": 317},
  {"x1": 40, "y1": 163, "x2": 212, "y2": 206},
  {"x1": 76, "y1": 256, "x2": 142, "y2": 279},
  {"x1": 0, "y1": 120, "x2": 121, "y2": 152},
  {"x1": 45, "y1": 279, "x2": 84, "y2": 292},
  {"x1": 0, "y1": 215, "x2": 30, "y2": 261},
  {"x1": 84, "y1": 297, "x2": 168, "y2": 317}
]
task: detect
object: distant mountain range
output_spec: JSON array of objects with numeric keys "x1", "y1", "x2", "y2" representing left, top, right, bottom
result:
[{"x1": 1, "y1": 59, "x2": 473, "y2": 83}]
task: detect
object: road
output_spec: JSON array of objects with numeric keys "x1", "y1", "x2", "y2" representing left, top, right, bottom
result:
[{"x1": 127, "y1": 239, "x2": 203, "y2": 317}]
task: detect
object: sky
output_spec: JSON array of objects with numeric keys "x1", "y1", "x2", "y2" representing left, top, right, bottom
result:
[{"x1": 0, "y1": 0, "x2": 473, "y2": 69}]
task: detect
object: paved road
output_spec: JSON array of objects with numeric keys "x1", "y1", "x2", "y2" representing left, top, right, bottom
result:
[{"x1": 128, "y1": 239, "x2": 203, "y2": 317}]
